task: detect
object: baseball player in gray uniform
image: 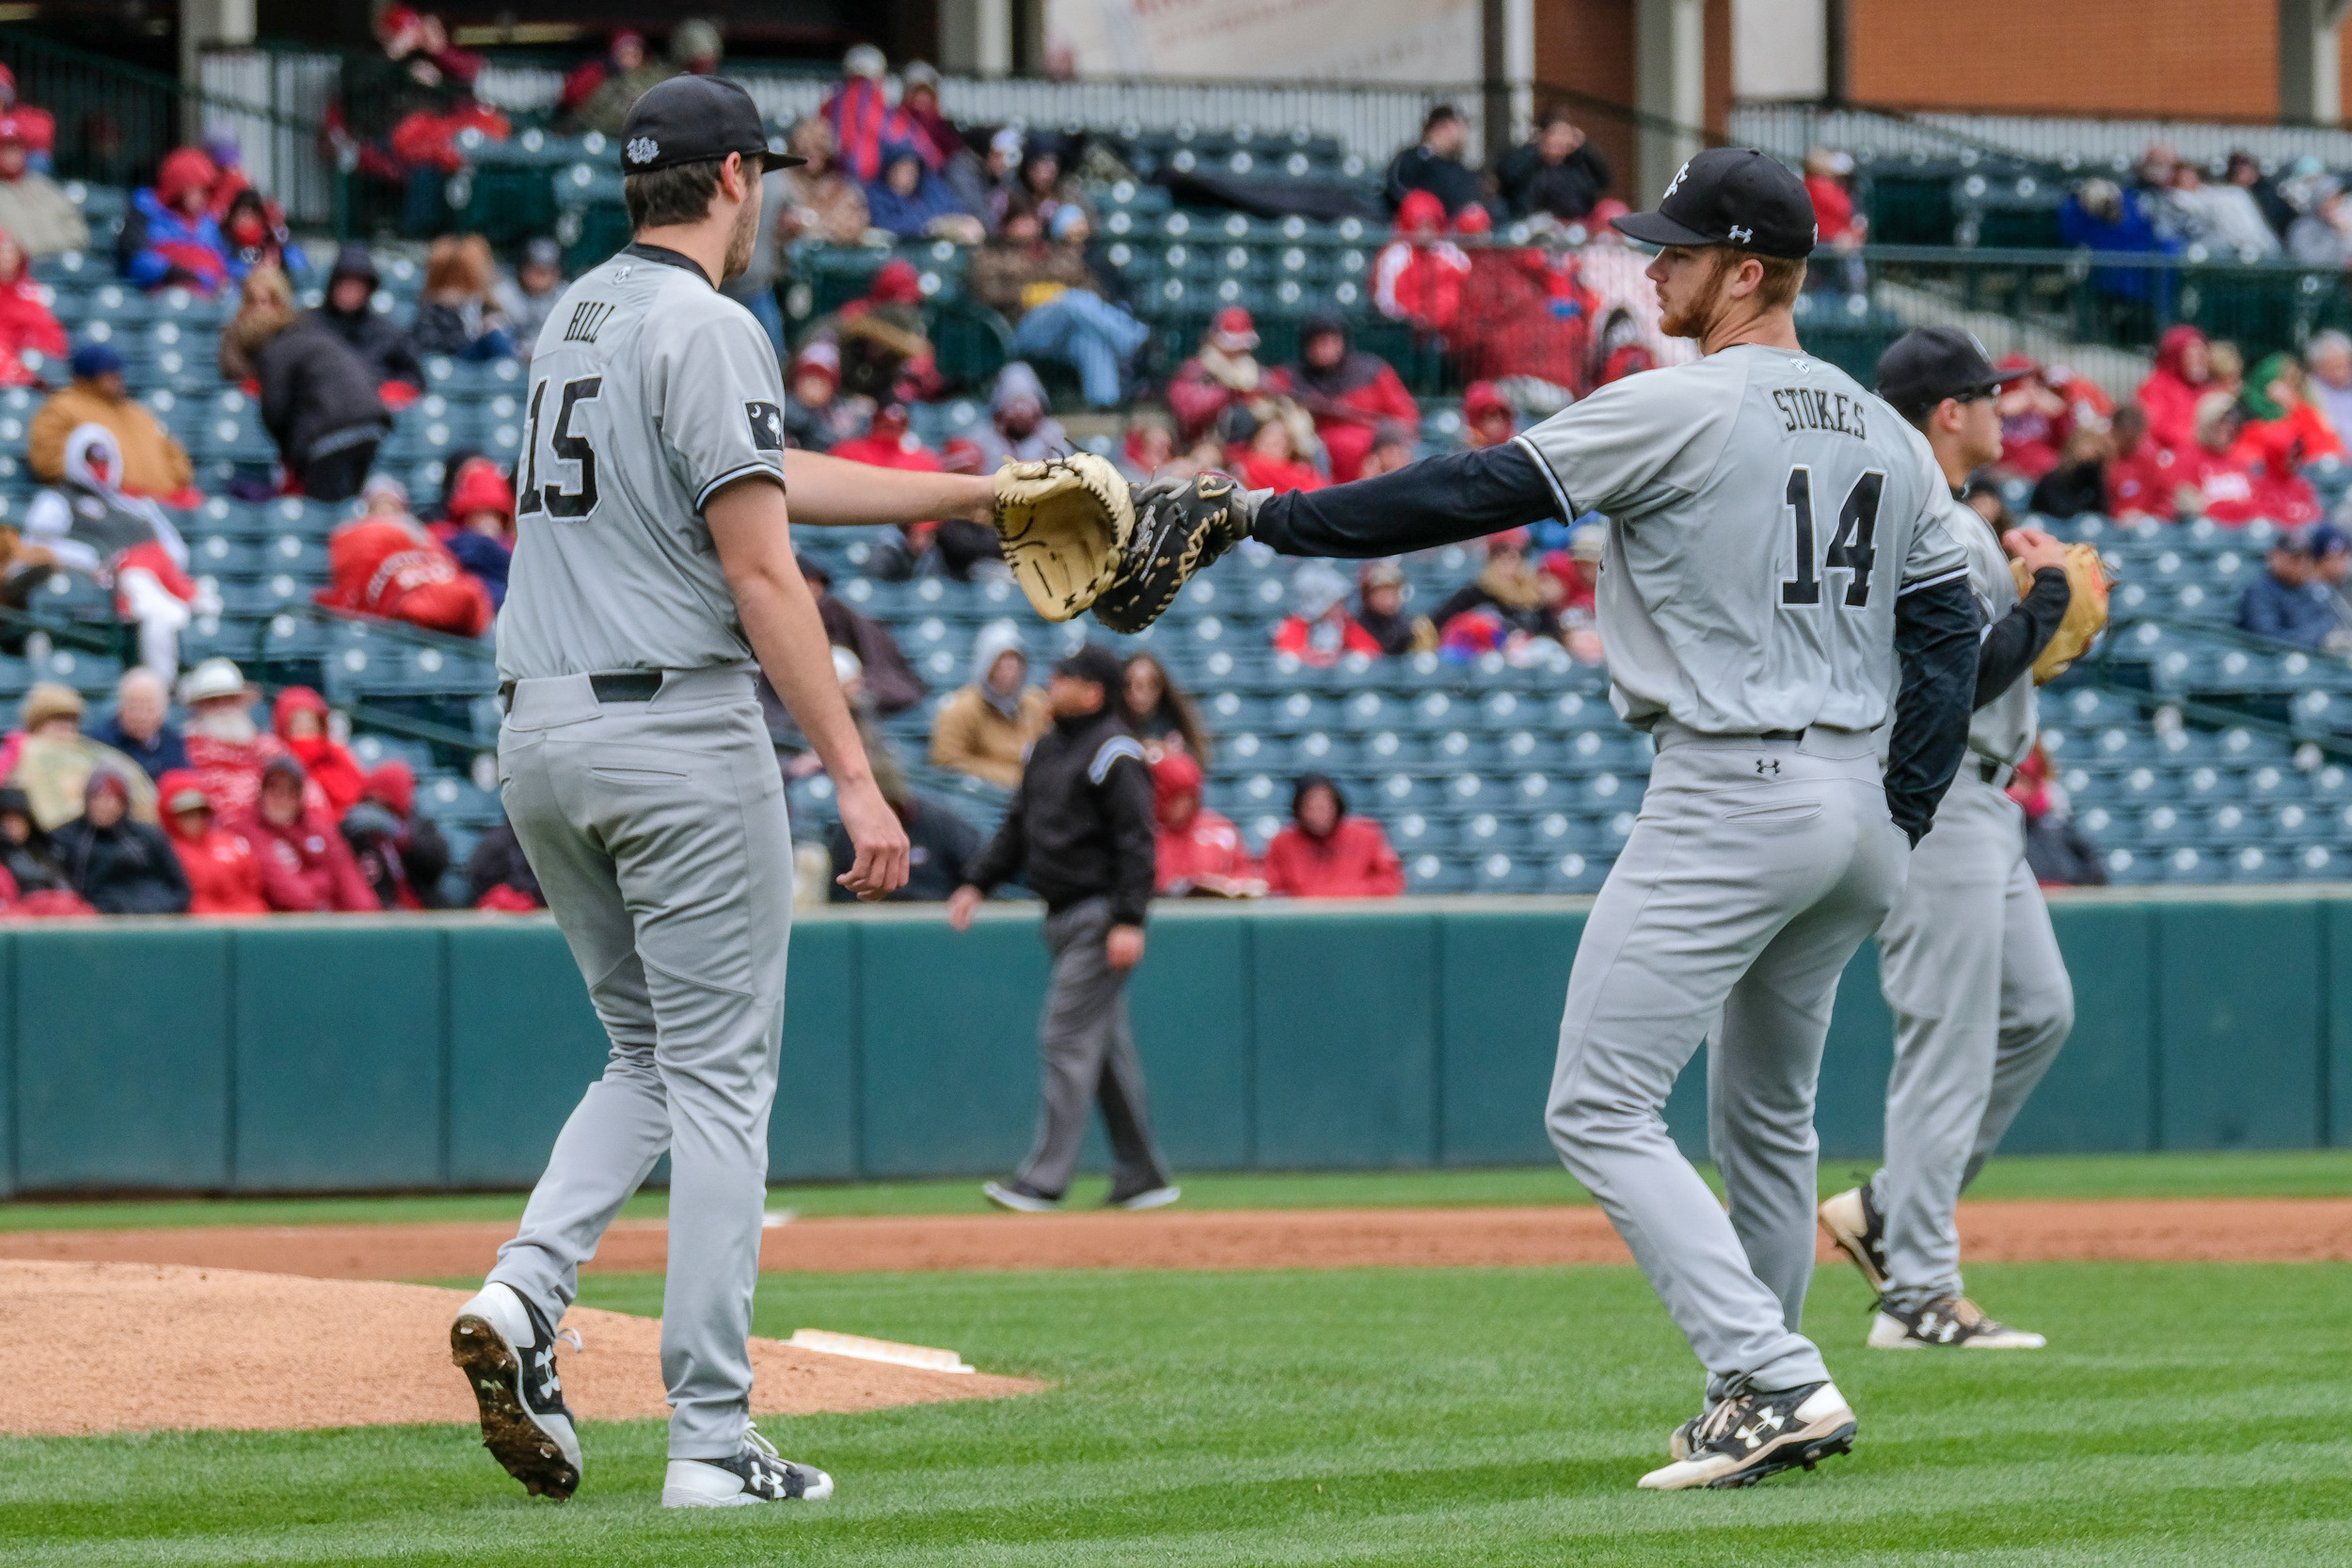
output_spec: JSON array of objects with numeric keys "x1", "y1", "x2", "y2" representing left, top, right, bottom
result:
[
  {"x1": 1227, "y1": 149, "x2": 1985, "y2": 1489},
  {"x1": 1815, "y1": 328, "x2": 2076, "y2": 1350},
  {"x1": 446, "y1": 76, "x2": 1018, "y2": 1511}
]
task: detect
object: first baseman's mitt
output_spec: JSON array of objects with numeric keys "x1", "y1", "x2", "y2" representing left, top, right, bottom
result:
[
  {"x1": 2010, "y1": 542, "x2": 2114, "y2": 684},
  {"x1": 991, "y1": 454, "x2": 1254, "y2": 633}
]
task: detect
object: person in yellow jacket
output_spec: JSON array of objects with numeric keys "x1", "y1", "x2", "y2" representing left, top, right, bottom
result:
[
  {"x1": 930, "y1": 617, "x2": 1049, "y2": 789},
  {"x1": 28, "y1": 343, "x2": 196, "y2": 500}
]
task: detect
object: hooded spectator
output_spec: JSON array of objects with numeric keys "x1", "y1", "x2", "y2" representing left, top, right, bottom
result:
[
  {"x1": 974, "y1": 206, "x2": 1147, "y2": 408},
  {"x1": 0, "y1": 680, "x2": 157, "y2": 830},
  {"x1": 773, "y1": 116, "x2": 870, "y2": 248},
  {"x1": 226, "y1": 280, "x2": 389, "y2": 503},
  {"x1": 0, "y1": 783, "x2": 86, "y2": 908},
  {"x1": 1433, "y1": 529, "x2": 1564, "y2": 641},
  {"x1": 0, "y1": 227, "x2": 64, "y2": 385},
  {"x1": 1166, "y1": 307, "x2": 1308, "y2": 450},
  {"x1": 318, "y1": 500, "x2": 491, "y2": 638},
  {"x1": 218, "y1": 186, "x2": 307, "y2": 285},
  {"x1": 2029, "y1": 424, "x2": 2116, "y2": 521},
  {"x1": 2137, "y1": 325, "x2": 2214, "y2": 457},
  {"x1": 244, "y1": 754, "x2": 376, "y2": 912},
  {"x1": 967, "y1": 360, "x2": 1070, "y2": 467},
  {"x1": 311, "y1": 245, "x2": 425, "y2": 394},
  {"x1": 1261, "y1": 774, "x2": 1403, "y2": 898},
  {"x1": 342, "y1": 761, "x2": 451, "y2": 909},
  {"x1": 1230, "y1": 405, "x2": 1326, "y2": 494},
  {"x1": 1383, "y1": 103, "x2": 1483, "y2": 218},
  {"x1": 411, "y1": 233, "x2": 515, "y2": 361},
  {"x1": 23, "y1": 421, "x2": 215, "y2": 674},
  {"x1": 180, "y1": 657, "x2": 294, "y2": 822},
  {"x1": 1287, "y1": 312, "x2": 1420, "y2": 483},
  {"x1": 1011, "y1": 133, "x2": 1093, "y2": 232},
  {"x1": 2104, "y1": 404, "x2": 2175, "y2": 521},
  {"x1": 1273, "y1": 560, "x2": 1381, "y2": 666},
  {"x1": 831, "y1": 399, "x2": 944, "y2": 476},
  {"x1": 467, "y1": 816, "x2": 544, "y2": 911},
  {"x1": 1497, "y1": 109, "x2": 1612, "y2": 223},
  {"x1": 930, "y1": 618, "x2": 1050, "y2": 789},
  {"x1": 271, "y1": 687, "x2": 366, "y2": 818},
  {"x1": 91, "y1": 667, "x2": 186, "y2": 783},
  {"x1": 28, "y1": 343, "x2": 197, "y2": 499},
  {"x1": 1374, "y1": 190, "x2": 1470, "y2": 334},
  {"x1": 1120, "y1": 652, "x2": 1211, "y2": 762},
  {"x1": 1461, "y1": 381, "x2": 1516, "y2": 449},
  {"x1": 495, "y1": 237, "x2": 566, "y2": 358},
  {"x1": 1354, "y1": 560, "x2": 1434, "y2": 656},
  {"x1": 438, "y1": 456, "x2": 515, "y2": 610},
  {"x1": 820, "y1": 43, "x2": 940, "y2": 184},
  {"x1": 119, "y1": 147, "x2": 230, "y2": 293},
  {"x1": 866, "y1": 145, "x2": 984, "y2": 245},
  {"x1": 50, "y1": 769, "x2": 186, "y2": 912},
  {"x1": 803, "y1": 258, "x2": 937, "y2": 402},
  {"x1": 0, "y1": 118, "x2": 82, "y2": 259},
  {"x1": 158, "y1": 768, "x2": 267, "y2": 914},
  {"x1": 1151, "y1": 750, "x2": 1259, "y2": 897}
]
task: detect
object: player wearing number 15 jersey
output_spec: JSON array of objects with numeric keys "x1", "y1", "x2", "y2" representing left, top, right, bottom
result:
[{"x1": 1224, "y1": 148, "x2": 1984, "y2": 1489}]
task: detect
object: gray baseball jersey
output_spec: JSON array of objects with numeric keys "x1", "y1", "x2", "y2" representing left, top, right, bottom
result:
[
  {"x1": 1514, "y1": 344, "x2": 1968, "y2": 736},
  {"x1": 496, "y1": 243, "x2": 789, "y2": 682},
  {"x1": 1944, "y1": 494, "x2": 2036, "y2": 767}
]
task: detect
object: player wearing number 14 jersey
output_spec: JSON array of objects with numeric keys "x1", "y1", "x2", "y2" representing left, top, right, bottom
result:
[{"x1": 1224, "y1": 148, "x2": 1984, "y2": 1489}]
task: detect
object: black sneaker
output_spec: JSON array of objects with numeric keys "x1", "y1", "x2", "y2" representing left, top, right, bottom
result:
[
  {"x1": 662, "y1": 1425, "x2": 834, "y2": 1507},
  {"x1": 982, "y1": 1178, "x2": 1063, "y2": 1212},
  {"x1": 450, "y1": 1282, "x2": 583, "y2": 1499},
  {"x1": 1817, "y1": 1186, "x2": 1889, "y2": 1292},
  {"x1": 1638, "y1": 1381, "x2": 1857, "y2": 1490},
  {"x1": 1870, "y1": 1294, "x2": 2046, "y2": 1349}
]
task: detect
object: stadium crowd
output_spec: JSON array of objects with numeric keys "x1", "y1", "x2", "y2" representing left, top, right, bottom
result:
[{"x1": 5, "y1": 27, "x2": 2352, "y2": 917}]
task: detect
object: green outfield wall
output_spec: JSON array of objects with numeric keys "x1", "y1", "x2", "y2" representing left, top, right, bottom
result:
[{"x1": 3, "y1": 889, "x2": 2344, "y2": 1196}]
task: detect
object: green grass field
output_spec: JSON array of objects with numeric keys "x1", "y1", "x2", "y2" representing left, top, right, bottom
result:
[
  {"x1": 2, "y1": 1259, "x2": 2347, "y2": 1565},
  {"x1": 5, "y1": 1148, "x2": 2350, "y2": 1231}
]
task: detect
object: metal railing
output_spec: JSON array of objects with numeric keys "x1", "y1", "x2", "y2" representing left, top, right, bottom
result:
[{"x1": 1734, "y1": 101, "x2": 2352, "y2": 176}]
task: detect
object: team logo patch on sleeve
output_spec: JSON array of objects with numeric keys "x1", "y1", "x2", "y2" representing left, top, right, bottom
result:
[{"x1": 744, "y1": 402, "x2": 784, "y2": 451}]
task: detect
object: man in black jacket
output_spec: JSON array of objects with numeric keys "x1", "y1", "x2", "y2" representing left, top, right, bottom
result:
[
  {"x1": 947, "y1": 643, "x2": 1175, "y2": 1212},
  {"x1": 310, "y1": 245, "x2": 425, "y2": 393}
]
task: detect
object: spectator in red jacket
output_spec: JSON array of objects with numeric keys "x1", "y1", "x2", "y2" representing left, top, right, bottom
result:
[
  {"x1": 2180, "y1": 390, "x2": 2323, "y2": 526},
  {"x1": 1804, "y1": 147, "x2": 1865, "y2": 245},
  {"x1": 121, "y1": 147, "x2": 231, "y2": 294},
  {"x1": 1231, "y1": 406, "x2": 1326, "y2": 494},
  {"x1": 1373, "y1": 189, "x2": 1470, "y2": 335},
  {"x1": 244, "y1": 755, "x2": 377, "y2": 911},
  {"x1": 1262, "y1": 774, "x2": 1404, "y2": 898},
  {"x1": 318, "y1": 506, "x2": 493, "y2": 636},
  {"x1": 2105, "y1": 404, "x2": 2177, "y2": 520},
  {"x1": 180, "y1": 657, "x2": 294, "y2": 823},
  {"x1": 0, "y1": 228, "x2": 64, "y2": 386},
  {"x1": 1167, "y1": 307, "x2": 1290, "y2": 445},
  {"x1": 2137, "y1": 325, "x2": 2214, "y2": 457},
  {"x1": 0, "y1": 64, "x2": 56, "y2": 165},
  {"x1": 1272, "y1": 560, "x2": 1382, "y2": 666},
  {"x1": 272, "y1": 687, "x2": 367, "y2": 818},
  {"x1": 158, "y1": 768, "x2": 268, "y2": 914},
  {"x1": 1286, "y1": 312, "x2": 1419, "y2": 484},
  {"x1": 1461, "y1": 380, "x2": 1515, "y2": 449},
  {"x1": 1151, "y1": 751, "x2": 1261, "y2": 897}
]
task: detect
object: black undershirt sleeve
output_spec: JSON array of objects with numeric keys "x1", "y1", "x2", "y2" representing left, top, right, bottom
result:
[
  {"x1": 1886, "y1": 575, "x2": 1985, "y2": 847},
  {"x1": 1973, "y1": 567, "x2": 2072, "y2": 709},
  {"x1": 1250, "y1": 443, "x2": 1565, "y2": 558}
]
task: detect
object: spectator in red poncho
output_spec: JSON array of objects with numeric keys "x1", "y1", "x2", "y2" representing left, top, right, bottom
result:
[
  {"x1": 1231, "y1": 406, "x2": 1326, "y2": 495},
  {"x1": 157, "y1": 768, "x2": 268, "y2": 914},
  {"x1": 0, "y1": 64, "x2": 56, "y2": 166},
  {"x1": 1804, "y1": 148, "x2": 1865, "y2": 245},
  {"x1": 832, "y1": 400, "x2": 944, "y2": 473},
  {"x1": 1261, "y1": 774, "x2": 1404, "y2": 899},
  {"x1": 1373, "y1": 190, "x2": 1470, "y2": 335},
  {"x1": 2180, "y1": 390, "x2": 2323, "y2": 527},
  {"x1": 319, "y1": 500, "x2": 493, "y2": 638},
  {"x1": 273, "y1": 688, "x2": 366, "y2": 818},
  {"x1": 0, "y1": 229, "x2": 64, "y2": 387},
  {"x1": 243, "y1": 755, "x2": 376, "y2": 912},
  {"x1": 1285, "y1": 312, "x2": 1419, "y2": 484},
  {"x1": 1151, "y1": 751, "x2": 1261, "y2": 897},
  {"x1": 1272, "y1": 561, "x2": 1381, "y2": 666},
  {"x1": 821, "y1": 43, "x2": 941, "y2": 185},
  {"x1": 2105, "y1": 404, "x2": 2176, "y2": 520},
  {"x1": 2137, "y1": 325, "x2": 2214, "y2": 457},
  {"x1": 179, "y1": 658, "x2": 292, "y2": 824}
]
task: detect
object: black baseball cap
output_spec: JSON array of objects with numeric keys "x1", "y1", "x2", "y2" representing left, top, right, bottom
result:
[
  {"x1": 1054, "y1": 643, "x2": 1126, "y2": 691},
  {"x1": 1874, "y1": 326, "x2": 2033, "y2": 419},
  {"x1": 620, "y1": 75, "x2": 802, "y2": 175},
  {"x1": 1611, "y1": 147, "x2": 1818, "y2": 259}
]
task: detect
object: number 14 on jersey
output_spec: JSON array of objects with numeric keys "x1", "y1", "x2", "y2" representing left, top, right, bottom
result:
[{"x1": 1781, "y1": 466, "x2": 1884, "y2": 609}]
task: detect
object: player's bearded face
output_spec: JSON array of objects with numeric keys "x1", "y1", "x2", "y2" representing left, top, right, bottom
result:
[
  {"x1": 721, "y1": 178, "x2": 760, "y2": 281},
  {"x1": 1652, "y1": 247, "x2": 1739, "y2": 341}
]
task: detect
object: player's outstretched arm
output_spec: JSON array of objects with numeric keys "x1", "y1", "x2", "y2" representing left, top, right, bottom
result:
[
  {"x1": 780, "y1": 448, "x2": 996, "y2": 530},
  {"x1": 707, "y1": 474, "x2": 911, "y2": 899},
  {"x1": 1884, "y1": 575, "x2": 1984, "y2": 846},
  {"x1": 1248, "y1": 444, "x2": 1565, "y2": 558}
]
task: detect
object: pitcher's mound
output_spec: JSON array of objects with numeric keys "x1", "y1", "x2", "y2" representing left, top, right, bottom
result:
[{"x1": 0, "y1": 1260, "x2": 1041, "y2": 1438}]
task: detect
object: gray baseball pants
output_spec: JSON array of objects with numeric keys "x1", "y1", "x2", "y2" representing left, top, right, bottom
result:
[
  {"x1": 1547, "y1": 723, "x2": 1907, "y2": 1400},
  {"x1": 1871, "y1": 766, "x2": 2074, "y2": 1309},
  {"x1": 1014, "y1": 895, "x2": 1169, "y2": 1198},
  {"x1": 485, "y1": 667, "x2": 791, "y2": 1461}
]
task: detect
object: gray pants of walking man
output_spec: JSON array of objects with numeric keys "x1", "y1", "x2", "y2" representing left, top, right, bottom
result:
[
  {"x1": 1016, "y1": 896, "x2": 1170, "y2": 1198},
  {"x1": 487, "y1": 668, "x2": 791, "y2": 1460}
]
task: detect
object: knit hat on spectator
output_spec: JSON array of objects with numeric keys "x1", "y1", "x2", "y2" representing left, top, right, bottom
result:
[
  {"x1": 19, "y1": 681, "x2": 83, "y2": 732},
  {"x1": 85, "y1": 769, "x2": 131, "y2": 809},
  {"x1": 154, "y1": 148, "x2": 217, "y2": 212},
  {"x1": 448, "y1": 461, "x2": 515, "y2": 522},
  {"x1": 1209, "y1": 307, "x2": 1258, "y2": 353},
  {"x1": 1053, "y1": 642, "x2": 1126, "y2": 694},
  {"x1": 843, "y1": 42, "x2": 886, "y2": 80},
  {"x1": 360, "y1": 473, "x2": 409, "y2": 512},
  {"x1": 522, "y1": 237, "x2": 562, "y2": 273},
  {"x1": 364, "y1": 761, "x2": 415, "y2": 816},
  {"x1": 71, "y1": 342, "x2": 123, "y2": 380},
  {"x1": 180, "y1": 657, "x2": 249, "y2": 706}
]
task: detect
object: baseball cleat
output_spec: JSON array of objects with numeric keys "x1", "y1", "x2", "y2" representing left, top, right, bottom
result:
[
  {"x1": 1105, "y1": 1183, "x2": 1182, "y2": 1211},
  {"x1": 1666, "y1": 1398, "x2": 1719, "y2": 1463},
  {"x1": 662, "y1": 1424, "x2": 834, "y2": 1508},
  {"x1": 1869, "y1": 1295, "x2": 2046, "y2": 1349},
  {"x1": 983, "y1": 1179, "x2": 1063, "y2": 1212},
  {"x1": 1817, "y1": 1186, "x2": 1890, "y2": 1293},
  {"x1": 1637, "y1": 1382, "x2": 1856, "y2": 1491},
  {"x1": 450, "y1": 1281, "x2": 583, "y2": 1500}
]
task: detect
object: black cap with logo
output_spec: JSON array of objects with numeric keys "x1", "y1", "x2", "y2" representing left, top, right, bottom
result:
[
  {"x1": 1873, "y1": 326, "x2": 2033, "y2": 419},
  {"x1": 1611, "y1": 147, "x2": 1819, "y2": 259},
  {"x1": 620, "y1": 75, "x2": 803, "y2": 176}
]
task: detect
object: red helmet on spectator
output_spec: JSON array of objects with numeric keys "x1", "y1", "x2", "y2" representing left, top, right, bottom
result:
[
  {"x1": 155, "y1": 147, "x2": 219, "y2": 213},
  {"x1": 449, "y1": 460, "x2": 516, "y2": 522},
  {"x1": 1395, "y1": 189, "x2": 1447, "y2": 236}
]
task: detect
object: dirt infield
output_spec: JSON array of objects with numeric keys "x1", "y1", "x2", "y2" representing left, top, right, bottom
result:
[
  {"x1": 2, "y1": 1196, "x2": 2346, "y2": 1280},
  {"x1": 0, "y1": 1260, "x2": 1041, "y2": 1438}
]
